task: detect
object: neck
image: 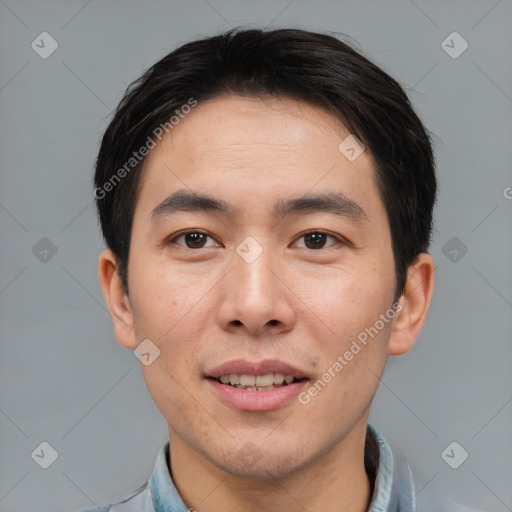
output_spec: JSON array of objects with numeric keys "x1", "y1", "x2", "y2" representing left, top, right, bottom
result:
[{"x1": 168, "y1": 419, "x2": 373, "y2": 512}]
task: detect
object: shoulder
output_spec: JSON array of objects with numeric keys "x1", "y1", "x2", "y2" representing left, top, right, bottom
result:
[
  {"x1": 415, "y1": 485, "x2": 486, "y2": 512},
  {"x1": 76, "y1": 506, "x2": 110, "y2": 512},
  {"x1": 74, "y1": 483, "x2": 153, "y2": 512},
  {"x1": 367, "y1": 424, "x2": 484, "y2": 512},
  {"x1": 393, "y1": 453, "x2": 485, "y2": 512}
]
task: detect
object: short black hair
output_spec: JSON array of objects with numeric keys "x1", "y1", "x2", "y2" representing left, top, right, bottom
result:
[{"x1": 94, "y1": 28, "x2": 437, "y2": 303}]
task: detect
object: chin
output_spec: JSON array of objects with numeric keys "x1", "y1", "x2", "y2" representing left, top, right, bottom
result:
[{"x1": 203, "y1": 443, "x2": 312, "y2": 481}]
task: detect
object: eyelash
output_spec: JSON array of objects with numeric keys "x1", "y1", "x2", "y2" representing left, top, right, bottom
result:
[{"x1": 166, "y1": 230, "x2": 345, "y2": 250}]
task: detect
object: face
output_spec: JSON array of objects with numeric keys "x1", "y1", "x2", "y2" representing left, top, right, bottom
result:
[{"x1": 107, "y1": 95, "x2": 408, "y2": 479}]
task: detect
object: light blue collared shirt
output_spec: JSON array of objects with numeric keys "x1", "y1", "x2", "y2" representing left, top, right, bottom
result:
[{"x1": 77, "y1": 423, "x2": 481, "y2": 512}]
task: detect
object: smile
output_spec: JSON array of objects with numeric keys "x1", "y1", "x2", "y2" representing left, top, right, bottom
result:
[
  {"x1": 205, "y1": 360, "x2": 311, "y2": 411},
  {"x1": 215, "y1": 373, "x2": 303, "y2": 391}
]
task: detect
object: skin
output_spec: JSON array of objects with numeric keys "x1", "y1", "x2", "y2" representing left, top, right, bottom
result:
[{"x1": 99, "y1": 95, "x2": 435, "y2": 512}]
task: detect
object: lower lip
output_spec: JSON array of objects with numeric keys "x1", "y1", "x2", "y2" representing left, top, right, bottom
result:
[{"x1": 206, "y1": 379, "x2": 309, "y2": 412}]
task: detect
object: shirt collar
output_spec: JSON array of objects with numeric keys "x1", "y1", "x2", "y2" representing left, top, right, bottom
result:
[
  {"x1": 148, "y1": 422, "x2": 399, "y2": 512},
  {"x1": 365, "y1": 423, "x2": 395, "y2": 511}
]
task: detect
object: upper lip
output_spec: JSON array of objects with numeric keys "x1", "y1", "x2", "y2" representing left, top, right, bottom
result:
[{"x1": 205, "y1": 359, "x2": 309, "y2": 380}]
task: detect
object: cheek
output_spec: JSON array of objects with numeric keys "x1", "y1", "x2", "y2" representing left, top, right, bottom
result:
[
  {"x1": 129, "y1": 259, "x2": 209, "y2": 339},
  {"x1": 300, "y1": 322, "x2": 390, "y2": 432},
  {"x1": 129, "y1": 280, "x2": 205, "y2": 402},
  {"x1": 301, "y1": 272, "x2": 393, "y2": 401},
  {"x1": 303, "y1": 264, "x2": 393, "y2": 340},
  {"x1": 140, "y1": 361, "x2": 210, "y2": 439}
]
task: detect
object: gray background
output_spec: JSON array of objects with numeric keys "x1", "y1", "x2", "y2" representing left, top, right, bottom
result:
[{"x1": 0, "y1": 0, "x2": 511, "y2": 511}]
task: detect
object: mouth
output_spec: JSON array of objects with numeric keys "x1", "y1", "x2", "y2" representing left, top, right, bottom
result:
[
  {"x1": 204, "y1": 359, "x2": 310, "y2": 411},
  {"x1": 208, "y1": 372, "x2": 308, "y2": 391}
]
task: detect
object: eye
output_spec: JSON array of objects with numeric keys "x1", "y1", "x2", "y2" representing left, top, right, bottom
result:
[
  {"x1": 293, "y1": 231, "x2": 341, "y2": 250},
  {"x1": 167, "y1": 230, "x2": 219, "y2": 249},
  {"x1": 167, "y1": 230, "x2": 343, "y2": 250}
]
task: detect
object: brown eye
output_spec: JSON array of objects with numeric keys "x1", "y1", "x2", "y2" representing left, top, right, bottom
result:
[
  {"x1": 294, "y1": 231, "x2": 339, "y2": 250},
  {"x1": 168, "y1": 231, "x2": 217, "y2": 249}
]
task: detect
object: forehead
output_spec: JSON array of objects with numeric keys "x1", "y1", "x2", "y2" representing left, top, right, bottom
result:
[
  {"x1": 163, "y1": 95, "x2": 353, "y2": 160},
  {"x1": 134, "y1": 95, "x2": 385, "y2": 227}
]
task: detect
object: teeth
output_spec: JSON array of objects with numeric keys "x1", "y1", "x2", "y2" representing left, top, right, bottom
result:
[
  {"x1": 273, "y1": 373, "x2": 285, "y2": 385},
  {"x1": 255, "y1": 374, "x2": 274, "y2": 387},
  {"x1": 240, "y1": 375, "x2": 256, "y2": 386},
  {"x1": 217, "y1": 373, "x2": 298, "y2": 387}
]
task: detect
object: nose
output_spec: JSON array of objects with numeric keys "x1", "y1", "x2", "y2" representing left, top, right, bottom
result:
[{"x1": 216, "y1": 242, "x2": 296, "y2": 338}]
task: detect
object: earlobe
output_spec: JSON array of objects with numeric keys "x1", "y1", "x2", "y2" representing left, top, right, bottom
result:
[
  {"x1": 388, "y1": 253, "x2": 435, "y2": 356},
  {"x1": 98, "y1": 249, "x2": 138, "y2": 349}
]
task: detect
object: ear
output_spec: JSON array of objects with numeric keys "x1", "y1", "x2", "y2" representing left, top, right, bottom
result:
[
  {"x1": 388, "y1": 253, "x2": 435, "y2": 356},
  {"x1": 98, "y1": 249, "x2": 138, "y2": 350}
]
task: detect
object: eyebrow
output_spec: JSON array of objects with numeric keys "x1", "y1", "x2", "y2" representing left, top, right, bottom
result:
[{"x1": 150, "y1": 189, "x2": 369, "y2": 224}]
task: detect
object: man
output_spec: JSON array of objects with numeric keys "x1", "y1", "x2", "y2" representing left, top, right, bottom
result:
[{"x1": 81, "y1": 28, "x2": 479, "y2": 512}]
